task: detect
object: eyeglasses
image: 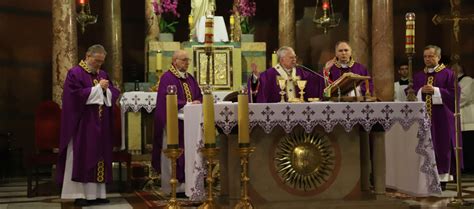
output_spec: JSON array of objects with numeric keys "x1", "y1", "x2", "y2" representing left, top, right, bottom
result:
[{"x1": 178, "y1": 58, "x2": 191, "y2": 62}]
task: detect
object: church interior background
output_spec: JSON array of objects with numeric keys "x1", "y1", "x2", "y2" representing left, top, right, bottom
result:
[{"x1": 0, "y1": 0, "x2": 473, "y2": 208}]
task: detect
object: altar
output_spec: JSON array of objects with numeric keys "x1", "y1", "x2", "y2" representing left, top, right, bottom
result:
[{"x1": 183, "y1": 102, "x2": 441, "y2": 203}]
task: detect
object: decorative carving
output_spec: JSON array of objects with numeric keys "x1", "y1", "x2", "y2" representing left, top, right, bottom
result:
[{"x1": 275, "y1": 131, "x2": 335, "y2": 191}]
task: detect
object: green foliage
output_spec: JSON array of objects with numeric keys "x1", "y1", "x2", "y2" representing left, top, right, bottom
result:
[
  {"x1": 240, "y1": 17, "x2": 255, "y2": 34},
  {"x1": 159, "y1": 18, "x2": 178, "y2": 33}
]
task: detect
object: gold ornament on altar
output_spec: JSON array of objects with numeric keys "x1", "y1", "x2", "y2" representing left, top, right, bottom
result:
[
  {"x1": 277, "y1": 76, "x2": 287, "y2": 103},
  {"x1": 76, "y1": 0, "x2": 98, "y2": 34},
  {"x1": 275, "y1": 131, "x2": 335, "y2": 191},
  {"x1": 296, "y1": 79, "x2": 307, "y2": 102}
]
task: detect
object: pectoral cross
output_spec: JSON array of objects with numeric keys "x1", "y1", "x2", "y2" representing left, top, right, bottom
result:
[{"x1": 432, "y1": 0, "x2": 474, "y2": 63}]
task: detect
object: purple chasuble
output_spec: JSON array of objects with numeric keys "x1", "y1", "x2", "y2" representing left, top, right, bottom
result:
[
  {"x1": 56, "y1": 66, "x2": 120, "y2": 184},
  {"x1": 413, "y1": 67, "x2": 462, "y2": 175},
  {"x1": 328, "y1": 62, "x2": 374, "y2": 95},
  {"x1": 250, "y1": 67, "x2": 325, "y2": 103},
  {"x1": 152, "y1": 69, "x2": 202, "y2": 182}
]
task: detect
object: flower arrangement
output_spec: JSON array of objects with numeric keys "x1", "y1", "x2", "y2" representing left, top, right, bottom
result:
[
  {"x1": 152, "y1": 0, "x2": 180, "y2": 33},
  {"x1": 237, "y1": 0, "x2": 256, "y2": 34}
]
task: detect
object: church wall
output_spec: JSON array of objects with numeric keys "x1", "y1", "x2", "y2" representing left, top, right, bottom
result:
[{"x1": 0, "y1": 0, "x2": 53, "y2": 176}]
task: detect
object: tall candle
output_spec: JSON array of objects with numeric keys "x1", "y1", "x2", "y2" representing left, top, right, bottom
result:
[
  {"x1": 272, "y1": 51, "x2": 277, "y2": 67},
  {"x1": 202, "y1": 93, "x2": 216, "y2": 145},
  {"x1": 238, "y1": 94, "x2": 250, "y2": 144},
  {"x1": 405, "y1": 13, "x2": 416, "y2": 54},
  {"x1": 166, "y1": 91, "x2": 179, "y2": 146},
  {"x1": 188, "y1": 15, "x2": 193, "y2": 27},
  {"x1": 204, "y1": 17, "x2": 214, "y2": 50},
  {"x1": 156, "y1": 50, "x2": 162, "y2": 71}
]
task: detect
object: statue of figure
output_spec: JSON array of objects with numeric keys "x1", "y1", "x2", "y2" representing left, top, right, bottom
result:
[{"x1": 191, "y1": 0, "x2": 216, "y2": 35}]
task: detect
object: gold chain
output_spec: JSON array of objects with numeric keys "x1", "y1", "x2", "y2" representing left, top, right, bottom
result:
[
  {"x1": 96, "y1": 160, "x2": 105, "y2": 182},
  {"x1": 182, "y1": 83, "x2": 193, "y2": 102},
  {"x1": 425, "y1": 76, "x2": 434, "y2": 118}
]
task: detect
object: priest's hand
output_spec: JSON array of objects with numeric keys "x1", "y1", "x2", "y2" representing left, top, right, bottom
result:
[
  {"x1": 251, "y1": 63, "x2": 259, "y2": 79},
  {"x1": 192, "y1": 100, "x2": 201, "y2": 104},
  {"x1": 99, "y1": 79, "x2": 109, "y2": 89},
  {"x1": 324, "y1": 57, "x2": 336, "y2": 70},
  {"x1": 421, "y1": 85, "x2": 434, "y2": 94}
]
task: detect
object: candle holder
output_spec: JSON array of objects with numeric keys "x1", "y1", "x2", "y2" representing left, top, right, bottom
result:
[
  {"x1": 405, "y1": 12, "x2": 417, "y2": 101},
  {"x1": 296, "y1": 79, "x2": 307, "y2": 102},
  {"x1": 230, "y1": 15, "x2": 235, "y2": 42},
  {"x1": 188, "y1": 15, "x2": 194, "y2": 42},
  {"x1": 163, "y1": 147, "x2": 184, "y2": 209},
  {"x1": 234, "y1": 144, "x2": 255, "y2": 209},
  {"x1": 198, "y1": 145, "x2": 220, "y2": 209},
  {"x1": 76, "y1": 2, "x2": 97, "y2": 34}
]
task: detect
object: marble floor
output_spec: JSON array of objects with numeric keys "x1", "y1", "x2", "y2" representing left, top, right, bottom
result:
[{"x1": 1, "y1": 176, "x2": 474, "y2": 209}]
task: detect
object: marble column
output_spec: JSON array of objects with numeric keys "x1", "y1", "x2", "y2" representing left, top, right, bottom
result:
[
  {"x1": 52, "y1": 0, "x2": 78, "y2": 106},
  {"x1": 278, "y1": 0, "x2": 295, "y2": 48},
  {"x1": 145, "y1": 0, "x2": 160, "y2": 42},
  {"x1": 372, "y1": 0, "x2": 394, "y2": 101},
  {"x1": 104, "y1": 0, "x2": 123, "y2": 89},
  {"x1": 145, "y1": 0, "x2": 159, "y2": 82},
  {"x1": 349, "y1": 0, "x2": 369, "y2": 67}
]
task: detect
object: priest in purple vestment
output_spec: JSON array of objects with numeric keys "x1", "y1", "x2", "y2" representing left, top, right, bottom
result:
[
  {"x1": 56, "y1": 44, "x2": 120, "y2": 206},
  {"x1": 323, "y1": 41, "x2": 374, "y2": 96},
  {"x1": 248, "y1": 46, "x2": 325, "y2": 103},
  {"x1": 413, "y1": 45, "x2": 462, "y2": 187},
  {"x1": 153, "y1": 50, "x2": 202, "y2": 194}
]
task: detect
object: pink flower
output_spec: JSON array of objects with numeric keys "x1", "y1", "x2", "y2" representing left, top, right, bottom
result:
[
  {"x1": 238, "y1": 0, "x2": 256, "y2": 18},
  {"x1": 153, "y1": 0, "x2": 180, "y2": 18}
]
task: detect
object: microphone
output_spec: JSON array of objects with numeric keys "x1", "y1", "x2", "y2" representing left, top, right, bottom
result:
[
  {"x1": 296, "y1": 64, "x2": 332, "y2": 86},
  {"x1": 297, "y1": 64, "x2": 341, "y2": 102}
]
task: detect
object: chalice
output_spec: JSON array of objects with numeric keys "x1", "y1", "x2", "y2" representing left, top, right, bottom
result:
[
  {"x1": 277, "y1": 76, "x2": 287, "y2": 103},
  {"x1": 296, "y1": 79, "x2": 307, "y2": 102}
]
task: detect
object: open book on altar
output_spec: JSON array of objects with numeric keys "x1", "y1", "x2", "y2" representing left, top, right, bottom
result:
[{"x1": 323, "y1": 72, "x2": 371, "y2": 98}]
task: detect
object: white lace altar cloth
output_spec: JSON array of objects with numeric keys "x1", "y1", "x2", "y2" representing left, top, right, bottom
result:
[{"x1": 183, "y1": 102, "x2": 441, "y2": 200}]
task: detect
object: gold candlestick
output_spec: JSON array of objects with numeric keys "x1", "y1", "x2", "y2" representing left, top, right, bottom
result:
[
  {"x1": 163, "y1": 148, "x2": 184, "y2": 209},
  {"x1": 230, "y1": 15, "x2": 235, "y2": 42},
  {"x1": 405, "y1": 13, "x2": 417, "y2": 101},
  {"x1": 234, "y1": 144, "x2": 255, "y2": 209},
  {"x1": 198, "y1": 146, "x2": 220, "y2": 209},
  {"x1": 188, "y1": 15, "x2": 194, "y2": 42}
]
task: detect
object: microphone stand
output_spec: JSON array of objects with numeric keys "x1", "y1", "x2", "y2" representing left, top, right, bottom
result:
[{"x1": 297, "y1": 64, "x2": 340, "y2": 102}]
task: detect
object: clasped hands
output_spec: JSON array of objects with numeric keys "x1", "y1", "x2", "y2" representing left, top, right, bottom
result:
[
  {"x1": 421, "y1": 85, "x2": 435, "y2": 95},
  {"x1": 99, "y1": 79, "x2": 109, "y2": 90}
]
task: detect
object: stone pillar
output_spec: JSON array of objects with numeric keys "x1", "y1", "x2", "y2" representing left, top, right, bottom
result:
[
  {"x1": 371, "y1": 131, "x2": 386, "y2": 196},
  {"x1": 104, "y1": 0, "x2": 123, "y2": 89},
  {"x1": 359, "y1": 130, "x2": 371, "y2": 191},
  {"x1": 145, "y1": 0, "x2": 160, "y2": 42},
  {"x1": 278, "y1": 0, "x2": 295, "y2": 48},
  {"x1": 145, "y1": 0, "x2": 159, "y2": 82},
  {"x1": 372, "y1": 0, "x2": 394, "y2": 101},
  {"x1": 349, "y1": 0, "x2": 369, "y2": 67},
  {"x1": 52, "y1": 0, "x2": 78, "y2": 106}
]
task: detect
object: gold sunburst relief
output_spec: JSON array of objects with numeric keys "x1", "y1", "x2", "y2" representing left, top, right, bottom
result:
[{"x1": 275, "y1": 131, "x2": 335, "y2": 191}]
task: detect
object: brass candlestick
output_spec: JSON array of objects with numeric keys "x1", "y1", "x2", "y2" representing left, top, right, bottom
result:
[
  {"x1": 234, "y1": 144, "x2": 255, "y2": 209},
  {"x1": 405, "y1": 13, "x2": 417, "y2": 101},
  {"x1": 199, "y1": 146, "x2": 220, "y2": 209},
  {"x1": 163, "y1": 148, "x2": 184, "y2": 209}
]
